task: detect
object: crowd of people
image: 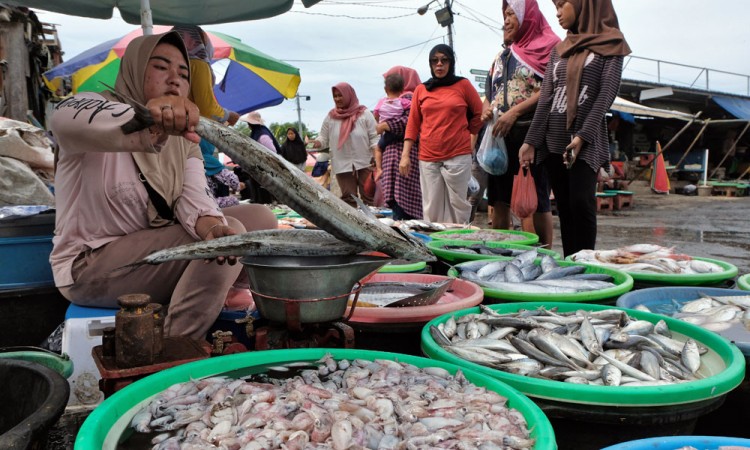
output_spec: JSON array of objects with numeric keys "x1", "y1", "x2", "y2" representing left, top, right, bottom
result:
[{"x1": 48, "y1": 0, "x2": 628, "y2": 339}]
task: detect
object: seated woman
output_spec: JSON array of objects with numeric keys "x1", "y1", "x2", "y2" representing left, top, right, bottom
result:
[{"x1": 49, "y1": 31, "x2": 277, "y2": 340}]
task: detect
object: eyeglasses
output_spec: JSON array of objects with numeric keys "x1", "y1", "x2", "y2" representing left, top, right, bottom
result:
[{"x1": 430, "y1": 57, "x2": 450, "y2": 66}]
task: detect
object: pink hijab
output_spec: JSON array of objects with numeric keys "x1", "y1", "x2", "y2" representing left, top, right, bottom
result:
[
  {"x1": 327, "y1": 82, "x2": 367, "y2": 148},
  {"x1": 504, "y1": 0, "x2": 560, "y2": 77},
  {"x1": 383, "y1": 66, "x2": 422, "y2": 93}
]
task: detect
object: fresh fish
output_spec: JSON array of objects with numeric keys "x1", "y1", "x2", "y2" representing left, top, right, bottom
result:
[
  {"x1": 353, "y1": 279, "x2": 453, "y2": 308},
  {"x1": 118, "y1": 229, "x2": 366, "y2": 268},
  {"x1": 195, "y1": 118, "x2": 435, "y2": 262}
]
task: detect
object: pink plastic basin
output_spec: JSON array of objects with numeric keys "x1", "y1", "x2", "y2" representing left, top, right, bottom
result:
[{"x1": 345, "y1": 273, "x2": 483, "y2": 324}]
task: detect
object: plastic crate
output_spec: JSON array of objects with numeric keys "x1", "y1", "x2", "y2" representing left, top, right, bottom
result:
[
  {"x1": 0, "y1": 236, "x2": 54, "y2": 290},
  {"x1": 61, "y1": 304, "x2": 117, "y2": 409}
]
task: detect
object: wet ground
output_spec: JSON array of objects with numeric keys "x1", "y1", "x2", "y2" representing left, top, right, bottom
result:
[{"x1": 475, "y1": 179, "x2": 750, "y2": 275}]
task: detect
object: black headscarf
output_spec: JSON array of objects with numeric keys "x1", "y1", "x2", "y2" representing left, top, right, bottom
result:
[
  {"x1": 422, "y1": 44, "x2": 465, "y2": 91},
  {"x1": 280, "y1": 127, "x2": 308, "y2": 164}
]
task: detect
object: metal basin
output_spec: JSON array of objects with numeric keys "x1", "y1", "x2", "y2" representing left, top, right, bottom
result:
[{"x1": 241, "y1": 255, "x2": 391, "y2": 325}]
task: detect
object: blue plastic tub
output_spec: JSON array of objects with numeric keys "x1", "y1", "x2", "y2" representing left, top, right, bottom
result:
[
  {"x1": 0, "y1": 235, "x2": 54, "y2": 290},
  {"x1": 616, "y1": 286, "x2": 750, "y2": 356},
  {"x1": 601, "y1": 435, "x2": 750, "y2": 450}
]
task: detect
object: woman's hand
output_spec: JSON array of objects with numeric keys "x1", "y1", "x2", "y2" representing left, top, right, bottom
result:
[
  {"x1": 146, "y1": 96, "x2": 200, "y2": 143},
  {"x1": 196, "y1": 216, "x2": 238, "y2": 264},
  {"x1": 376, "y1": 122, "x2": 390, "y2": 134},
  {"x1": 519, "y1": 143, "x2": 535, "y2": 169},
  {"x1": 564, "y1": 135, "x2": 584, "y2": 168},
  {"x1": 399, "y1": 152, "x2": 411, "y2": 177},
  {"x1": 481, "y1": 104, "x2": 494, "y2": 122},
  {"x1": 493, "y1": 110, "x2": 518, "y2": 137}
]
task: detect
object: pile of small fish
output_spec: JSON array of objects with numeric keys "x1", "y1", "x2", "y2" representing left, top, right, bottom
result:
[
  {"x1": 128, "y1": 354, "x2": 535, "y2": 449},
  {"x1": 570, "y1": 244, "x2": 724, "y2": 275},
  {"x1": 435, "y1": 230, "x2": 526, "y2": 242},
  {"x1": 454, "y1": 251, "x2": 617, "y2": 294},
  {"x1": 440, "y1": 243, "x2": 538, "y2": 257},
  {"x1": 632, "y1": 292, "x2": 750, "y2": 334},
  {"x1": 430, "y1": 305, "x2": 707, "y2": 386}
]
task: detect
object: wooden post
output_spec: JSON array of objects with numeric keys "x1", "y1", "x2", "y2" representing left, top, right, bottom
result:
[
  {"x1": 628, "y1": 117, "x2": 699, "y2": 183},
  {"x1": 0, "y1": 22, "x2": 29, "y2": 121},
  {"x1": 672, "y1": 119, "x2": 711, "y2": 170}
]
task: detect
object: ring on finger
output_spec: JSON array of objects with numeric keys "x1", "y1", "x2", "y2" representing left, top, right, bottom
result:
[{"x1": 160, "y1": 105, "x2": 172, "y2": 111}]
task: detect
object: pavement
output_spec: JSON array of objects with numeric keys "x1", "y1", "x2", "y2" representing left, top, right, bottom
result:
[{"x1": 474, "y1": 179, "x2": 750, "y2": 275}]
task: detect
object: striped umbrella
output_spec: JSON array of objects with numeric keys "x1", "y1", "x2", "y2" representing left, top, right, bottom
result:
[{"x1": 43, "y1": 25, "x2": 300, "y2": 114}]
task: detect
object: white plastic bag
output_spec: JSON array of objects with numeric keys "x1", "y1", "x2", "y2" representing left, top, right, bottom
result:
[{"x1": 477, "y1": 112, "x2": 508, "y2": 176}]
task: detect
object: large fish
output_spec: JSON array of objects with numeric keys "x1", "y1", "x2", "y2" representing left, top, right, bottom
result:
[
  {"x1": 118, "y1": 229, "x2": 367, "y2": 269},
  {"x1": 196, "y1": 118, "x2": 435, "y2": 262}
]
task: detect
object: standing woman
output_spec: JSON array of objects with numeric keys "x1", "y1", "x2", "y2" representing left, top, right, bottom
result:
[
  {"x1": 401, "y1": 45, "x2": 483, "y2": 224},
  {"x1": 483, "y1": 0, "x2": 559, "y2": 249},
  {"x1": 279, "y1": 127, "x2": 309, "y2": 171},
  {"x1": 312, "y1": 82, "x2": 378, "y2": 207},
  {"x1": 519, "y1": 0, "x2": 630, "y2": 256},
  {"x1": 376, "y1": 66, "x2": 423, "y2": 220}
]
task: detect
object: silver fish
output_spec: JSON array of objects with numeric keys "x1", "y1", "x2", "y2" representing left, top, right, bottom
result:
[{"x1": 196, "y1": 118, "x2": 435, "y2": 262}]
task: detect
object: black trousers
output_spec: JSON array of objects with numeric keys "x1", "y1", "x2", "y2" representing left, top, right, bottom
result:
[{"x1": 544, "y1": 153, "x2": 598, "y2": 257}]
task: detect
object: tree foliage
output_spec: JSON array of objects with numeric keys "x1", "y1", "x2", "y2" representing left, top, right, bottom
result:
[{"x1": 269, "y1": 121, "x2": 317, "y2": 142}]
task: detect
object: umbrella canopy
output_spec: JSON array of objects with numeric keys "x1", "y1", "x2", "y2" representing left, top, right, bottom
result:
[
  {"x1": 4, "y1": 0, "x2": 321, "y2": 26},
  {"x1": 43, "y1": 26, "x2": 300, "y2": 114}
]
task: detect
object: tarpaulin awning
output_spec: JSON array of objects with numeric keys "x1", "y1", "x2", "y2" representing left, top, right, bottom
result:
[
  {"x1": 612, "y1": 97, "x2": 696, "y2": 121},
  {"x1": 713, "y1": 95, "x2": 750, "y2": 120}
]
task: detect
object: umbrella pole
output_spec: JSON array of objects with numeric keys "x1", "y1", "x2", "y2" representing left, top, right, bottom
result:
[{"x1": 140, "y1": 0, "x2": 154, "y2": 35}]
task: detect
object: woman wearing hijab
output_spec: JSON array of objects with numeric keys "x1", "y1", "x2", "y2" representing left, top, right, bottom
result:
[
  {"x1": 401, "y1": 44, "x2": 484, "y2": 224},
  {"x1": 375, "y1": 66, "x2": 423, "y2": 220},
  {"x1": 311, "y1": 82, "x2": 378, "y2": 207},
  {"x1": 49, "y1": 31, "x2": 277, "y2": 339},
  {"x1": 280, "y1": 126, "x2": 309, "y2": 171},
  {"x1": 520, "y1": 0, "x2": 631, "y2": 256},
  {"x1": 483, "y1": 0, "x2": 560, "y2": 248}
]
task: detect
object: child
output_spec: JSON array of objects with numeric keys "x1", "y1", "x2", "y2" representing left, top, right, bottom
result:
[{"x1": 373, "y1": 73, "x2": 411, "y2": 163}]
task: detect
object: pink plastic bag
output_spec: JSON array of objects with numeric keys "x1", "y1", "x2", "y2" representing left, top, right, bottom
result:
[{"x1": 510, "y1": 167, "x2": 537, "y2": 219}]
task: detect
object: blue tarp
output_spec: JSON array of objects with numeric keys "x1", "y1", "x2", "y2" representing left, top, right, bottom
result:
[{"x1": 713, "y1": 95, "x2": 750, "y2": 120}]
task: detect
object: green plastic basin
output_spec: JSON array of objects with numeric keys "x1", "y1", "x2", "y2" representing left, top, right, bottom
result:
[
  {"x1": 738, "y1": 273, "x2": 750, "y2": 291},
  {"x1": 421, "y1": 302, "x2": 745, "y2": 407},
  {"x1": 429, "y1": 239, "x2": 560, "y2": 264},
  {"x1": 378, "y1": 260, "x2": 427, "y2": 273},
  {"x1": 448, "y1": 259, "x2": 633, "y2": 303},
  {"x1": 429, "y1": 229, "x2": 539, "y2": 245},
  {"x1": 566, "y1": 255, "x2": 738, "y2": 287},
  {"x1": 76, "y1": 348, "x2": 556, "y2": 450}
]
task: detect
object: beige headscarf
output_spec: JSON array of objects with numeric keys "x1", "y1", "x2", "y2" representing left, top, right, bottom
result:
[
  {"x1": 102, "y1": 31, "x2": 202, "y2": 226},
  {"x1": 556, "y1": 0, "x2": 631, "y2": 129}
]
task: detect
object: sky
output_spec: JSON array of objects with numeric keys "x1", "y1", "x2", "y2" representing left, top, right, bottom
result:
[{"x1": 35, "y1": 0, "x2": 750, "y2": 135}]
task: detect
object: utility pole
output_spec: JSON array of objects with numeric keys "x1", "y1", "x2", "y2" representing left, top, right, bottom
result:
[
  {"x1": 418, "y1": 0, "x2": 455, "y2": 51},
  {"x1": 295, "y1": 94, "x2": 310, "y2": 137}
]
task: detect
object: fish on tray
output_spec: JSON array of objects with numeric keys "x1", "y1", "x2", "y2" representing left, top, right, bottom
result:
[
  {"x1": 453, "y1": 250, "x2": 616, "y2": 294},
  {"x1": 442, "y1": 243, "x2": 529, "y2": 256},
  {"x1": 634, "y1": 292, "x2": 750, "y2": 335},
  {"x1": 570, "y1": 244, "x2": 724, "y2": 274},
  {"x1": 431, "y1": 305, "x2": 708, "y2": 386},
  {"x1": 349, "y1": 279, "x2": 454, "y2": 308}
]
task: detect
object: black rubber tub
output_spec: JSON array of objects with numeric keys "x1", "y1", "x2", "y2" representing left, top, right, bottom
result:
[{"x1": 0, "y1": 359, "x2": 69, "y2": 449}]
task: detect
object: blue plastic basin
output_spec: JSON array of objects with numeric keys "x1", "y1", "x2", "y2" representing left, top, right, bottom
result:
[{"x1": 601, "y1": 435, "x2": 750, "y2": 450}]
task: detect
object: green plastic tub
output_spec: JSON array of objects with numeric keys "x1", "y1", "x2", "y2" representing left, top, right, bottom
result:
[
  {"x1": 378, "y1": 260, "x2": 427, "y2": 273},
  {"x1": 76, "y1": 348, "x2": 556, "y2": 450},
  {"x1": 422, "y1": 302, "x2": 744, "y2": 407},
  {"x1": 428, "y1": 239, "x2": 560, "y2": 265},
  {"x1": 0, "y1": 348, "x2": 73, "y2": 378},
  {"x1": 429, "y1": 228, "x2": 539, "y2": 245},
  {"x1": 422, "y1": 302, "x2": 746, "y2": 450},
  {"x1": 738, "y1": 273, "x2": 750, "y2": 291},
  {"x1": 448, "y1": 259, "x2": 633, "y2": 304},
  {"x1": 565, "y1": 255, "x2": 738, "y2": 287}
]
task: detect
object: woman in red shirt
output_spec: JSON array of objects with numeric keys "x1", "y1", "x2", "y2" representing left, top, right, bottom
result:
[{"x1": 400, "y1": 44, "x2": 484, "y2": 224}]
